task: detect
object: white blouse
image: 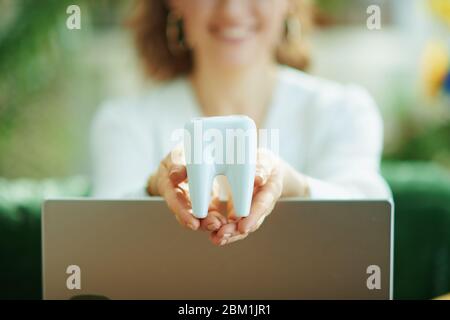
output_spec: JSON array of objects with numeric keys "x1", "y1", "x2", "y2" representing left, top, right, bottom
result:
[{"x1": 90, "y1": 66, "x2": 391, "y2": 199}]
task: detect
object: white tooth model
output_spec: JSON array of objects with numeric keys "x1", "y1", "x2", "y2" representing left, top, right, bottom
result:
[{"x1": 184, "y1": 115, "x2": 257, "y2": 219}]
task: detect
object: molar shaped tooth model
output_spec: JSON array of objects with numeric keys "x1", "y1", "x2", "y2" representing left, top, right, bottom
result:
[{"x1": 184, "y1": 115, "x2": 257, "y2": 219}]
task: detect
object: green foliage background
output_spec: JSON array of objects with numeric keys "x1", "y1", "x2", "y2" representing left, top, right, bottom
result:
[{"x1": 0, "y1": 0, "x2": 132, "y2": 179}]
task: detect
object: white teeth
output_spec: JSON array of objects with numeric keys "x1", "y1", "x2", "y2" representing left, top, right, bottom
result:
[{"x1": 219, "y1": 27, "x2": 249, "y2": 40}]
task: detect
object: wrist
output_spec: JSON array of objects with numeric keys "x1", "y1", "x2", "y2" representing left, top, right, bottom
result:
[{"x1": 281, "y1": 161, "x2": 311, "y2": 198}]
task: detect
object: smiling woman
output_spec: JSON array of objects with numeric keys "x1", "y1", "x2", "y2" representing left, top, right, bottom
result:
[
  {"x1": 128, "y1": 0, "x2": 313, "y2": 80},
  {"x1": 91, "y1": 0, "x2": 391, "y2": 247}
]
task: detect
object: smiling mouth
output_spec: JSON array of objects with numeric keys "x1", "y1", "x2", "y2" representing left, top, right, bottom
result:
[{"x1": 212, "y1": 26, "x2": 255, "y2": 43}]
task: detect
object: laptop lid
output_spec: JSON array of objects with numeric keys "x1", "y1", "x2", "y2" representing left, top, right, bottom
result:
[{"x1": 42, "y1": 199, "x2": 393, "y2": 299}]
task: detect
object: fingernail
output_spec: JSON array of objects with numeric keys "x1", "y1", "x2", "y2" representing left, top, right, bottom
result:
[
  {"x1": 169, "y1": 167, "x2": 180, "y2": 177},
  {"x1": 207, "y1": 223, "x2": 217, "y2": 231},
  {"x1": 223, "y1": 233, "x2": 231, "y2": 238},
  {"x1": 187, "y1": 223, "x2": 196, "y2": 230},
  {"x1": 256, "y1": 174, "x2": 265, "y2": 184},
  {"x1": 220, "y1": 239, "x2": 227, "y2": 246}
]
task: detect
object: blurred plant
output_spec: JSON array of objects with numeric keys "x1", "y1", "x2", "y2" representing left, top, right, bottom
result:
[
  {"x1": 314, "y1": 0, "x2": 390, "y2": 25},
  {"x1": 314, "y1": 0, "x2": 349, "y2": 13},
  {"x1": 0, "y1": 0, "x2": 90, "y2": 178},
  {"x1": 383, "y1": 73, "x2": 450, "y2": 169},
  {"x1": 0, "y1": 0, "x2": 131, "y2": 178},
  {"x1": 0, "y1": 0, "x2": 80, "y2": 126}
]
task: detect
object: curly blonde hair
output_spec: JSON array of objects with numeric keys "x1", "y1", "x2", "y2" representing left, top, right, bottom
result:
[{"x1": 128, "y1": 0, "x2": 313, "y2": 81}]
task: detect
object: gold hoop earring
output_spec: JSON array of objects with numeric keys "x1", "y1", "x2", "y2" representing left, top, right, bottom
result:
[
  {"x1": 166, "y1": 11, "x2": 187, "y2": 56},
  {"x1": 285, "y1": 16, "x2": 302, "y2": 43}
]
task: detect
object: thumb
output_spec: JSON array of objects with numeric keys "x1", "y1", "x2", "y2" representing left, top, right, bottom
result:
[{"x1": 169, "y1": 165, "x2": 187, "y2": 185}]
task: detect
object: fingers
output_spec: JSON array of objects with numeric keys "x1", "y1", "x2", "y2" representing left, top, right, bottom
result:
[
  {"x1": 209, "y1": 221, "x2": 250, "y2": 246},
  {"x1": 254, "y1": 148, "x2": 275, "y2": 184},
  {"x1": 166, "y1": 144, "x2": 186, "y2": 166},
  {"x1": 210, "y1": 229, "x2": 249, "y2": 246},
  {"x1": 169, "y1": 165, "x2": 187, "y2": 185},
  {"x1": 226, "y1": 233, "x2": 249, "y2": 245},
  {"x1": 151, "y1": 146, "x2": 187, "y2": 196},
  {"x1": 160, "y1": 146, "x2": 231, "y2": 233},
  {"x1": 199, "y1": 197, "x2": 227, "y2": 231},
  {"x1": 163, "y1": 144, "x2": 187, "y2": 184},
  {"x1": 162, "y1": 181, "x2": 199, "y2": 230},
  {"x1": 238, "y1": 167, "x2": 282, "y2": 234},
  {"x1": 155, "y1": 147, "x2": 201, "y2": 230},
  {"x1": 200, "y1": 210, "x2": 226, "y2": 231},
  {"x1": 254, "y1": 161, "x2": 271, "y2": 187},
  {"x1": 163, "y1": 182, "x2": 200, "y2": 230},
  {"x1": 209, "y1": 222, "x2": 240, "y2": 246},
  {"x1": 208, "y1": 150, "x2": 282, "y2": 244},
  {"x1": 157, "y1": 146, "x2": 283, "y2": 243}
]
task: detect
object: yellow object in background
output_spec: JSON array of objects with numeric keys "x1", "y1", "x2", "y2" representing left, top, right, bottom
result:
[
  {"x1": 429, "y1": 0, "x2": 450, "y2": 25},
  {"x1": 421, "y1": 41, "x2": 449, "y2": 97},
  {"x1": 434, "y1": 292, "x2": 450, "y2": 300}
]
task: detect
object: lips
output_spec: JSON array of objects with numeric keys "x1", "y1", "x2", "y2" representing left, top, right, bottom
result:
[{"x1": 212, "y1": 26, "x2": 254, "y2": 42}]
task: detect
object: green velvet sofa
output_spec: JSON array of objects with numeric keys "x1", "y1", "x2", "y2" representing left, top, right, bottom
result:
[{"x1": 1, "y1": 161, "x2": 450, "y2": 300}]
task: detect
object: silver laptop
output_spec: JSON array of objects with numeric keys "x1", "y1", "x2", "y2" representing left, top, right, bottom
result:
[{"x1": 42, "y1": 199, "x2": 393, "y2": 300}]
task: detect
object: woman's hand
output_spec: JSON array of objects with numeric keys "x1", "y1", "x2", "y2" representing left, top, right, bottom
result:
[
  {"x1": 205, "y1": 148, "x2": 311, "y2": 246},
  {"x1": 147, "y1": 145, "x2": 227, "y2": 231},
  {"x1": 148, "y1": 146, "x2": 310, "y2": 245},
  {"x1": 147, "y1": 145, "x2": 199, "y2": 230},
  {"x1": 206, "y1": 149, "x2": 282, "y2": 245},
  {"x1": 205, "y1": 149, "x2": 285, "y2": 246}
]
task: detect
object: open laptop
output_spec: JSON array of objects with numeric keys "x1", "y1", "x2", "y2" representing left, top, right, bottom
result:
[{"x1": 42, "y1": 199, "x2": 393, "y2": 300}]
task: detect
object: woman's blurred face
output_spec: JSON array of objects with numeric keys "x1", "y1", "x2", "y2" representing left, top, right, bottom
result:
[{"x1": 171, "y1": 0, "x2": 289, "y2": 69}]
